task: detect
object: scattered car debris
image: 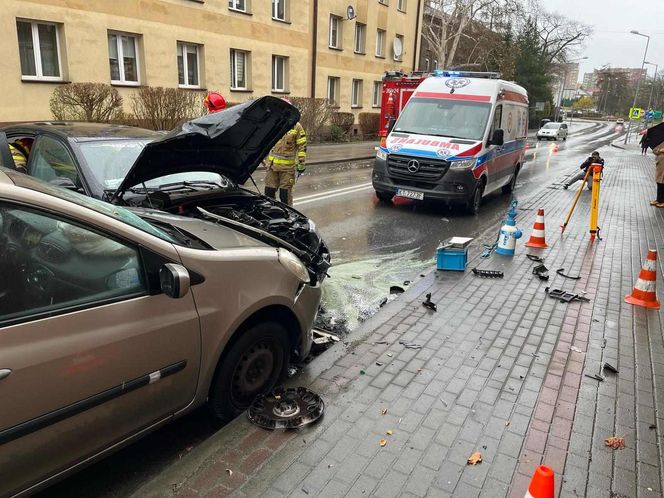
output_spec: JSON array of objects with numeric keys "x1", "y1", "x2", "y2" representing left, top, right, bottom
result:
[
  {"x1": 472, "y1": 268, "x2": 504, "y2": 278},
  {"x1": 387, "y1": 353, "x2": 393, "y2": 357},
  {"x1": 379, "y1": 297, "x2": 388, "y2": 308},
  {"x1": 360, "y1": 370, "x2": 366, "y2": 375},
  {"x1": 532, "y1": 264, "x2": 550, "y2": 281},
  {"x1": 570, "y1": 346, "x2": 584, "y2": 353},
  {"x1": 585, "y1": 373, "x2": 604, "y2": 382},
  {"x1": 381, "y1": 408, "x2": 388, "y2": 415},
  {"x1": 399, "y1": 340, "x2": 422, "y2": 349},
  {"x1": 226, "y1": 469, "x2": 233, "y2": 477},
  {"x1": 603, "y1": 362, "x2": 619, "y2": 374},
  {"x1": 379, "y1": 439, "x2": 387, "y2": 447},
  {"x1": 467, "y1": 452, "x2": 482, "y2": 465},
  {"x1": 374, "y1": 340, "x2": 388, "y2": 345},
  {"x1": 605, "y1": 436, "x2": 625, "y2": 449},
  {"x1": 386, "y1": 430, "x2": 394, "y2": 435},
  {"x1": 247, "y1": 387, "x2": 324, "y2": 430},
  {"x1": 556, "y1": 268, "x2": 581, "y2": 280},
  {"x1": 311, "y1": 329, "x2": 341, "y2": 354},
  {"x1": 287, "y1": 366, "x2": 299, "y2": 378},
  {"x1": 403, "y1": 280, "x2": 411, "y2": 286},
  {"x1": 649, "y1": 424, "x2": 657, "y2": 430},
  {"x1": 376, "y1": 362, "x2": 384, "y2": 367},
  {"x1": 422, "y1": 293, "x2": 437, "y2": 312},
  {"x1": 390, "y1": 286, "x2": 405, "y2": 295},
  {"x1": 545, "y1": 287, "x2": 591, "y2": 303},
  {"x1": 301, "y1": 488, "x2": 309, "y2": 495},
  {"x1": 527, "y1": 254, "x2": 545, "y2": 262}
]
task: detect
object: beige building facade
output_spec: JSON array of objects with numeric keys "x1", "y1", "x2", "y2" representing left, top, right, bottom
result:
[{"x1": 0, "y1": 0, "x2": 423, "y2": 122}]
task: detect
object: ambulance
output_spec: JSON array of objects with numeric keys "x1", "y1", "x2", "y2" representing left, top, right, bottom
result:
[{"x1": 373, "y1": 71, "x2": 529, "y2": 214}]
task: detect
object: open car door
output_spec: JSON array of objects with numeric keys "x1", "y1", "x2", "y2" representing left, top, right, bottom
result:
[{"x1": 0, "y1": 132, "x2": 15, "y2": 170}]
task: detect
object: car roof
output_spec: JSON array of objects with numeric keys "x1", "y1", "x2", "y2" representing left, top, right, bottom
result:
[{"x1": 2, "y1": 122, "x2": 160, "y2": 141}]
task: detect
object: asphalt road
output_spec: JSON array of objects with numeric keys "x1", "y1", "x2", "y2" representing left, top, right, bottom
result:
[{"x1": 39, "y1": 120, "x2": 623, "y2": 498}]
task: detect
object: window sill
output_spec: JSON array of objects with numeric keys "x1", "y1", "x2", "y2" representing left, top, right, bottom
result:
[
  {"x1": 375, "y1": 55, "x2": 385, "y2": 59},
  {"x1": 228, "y1": 7, "x2": 252, "y2": 15},
  {"x1": 372, "y1": 105, "x2": 380, "y2": 108},
  {"x1": 397, "y1": 8, "x2": 406, "y2": 13},
  {"x1": 179, "y1": 85, "x2": 206, "y2": 91},
  {"x1": 271, "y1": 90, "x2": 290, "y2": 95},
  {"x1": 351, "y1": 105, "x2": 363, "y2": 109},
  {"x1": 230, "y1": 88, "x2": 253, "y2": 93},
  {"x1": 272, "y1": 17, "x2": 291, "y2": 24},
  {"x1": 329, "y1": 105, "x2": 341, "y2": 109},
  {"x1": 393, "y1": 59, "x2": 403, "y2": 63},
  {"x1": 111, "y1": 81, "x2": 141, "y2": 87},
  {"x1": 328, "y1": 46, "x2": 343, "y2": 52},
  {"x1": 21, "y1": 78, "x2": 68, "y2": 84},
  {"x1": 354, "y1": 50, "x2": 366, "y2": 56}
]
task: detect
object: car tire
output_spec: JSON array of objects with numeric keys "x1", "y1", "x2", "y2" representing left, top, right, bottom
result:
[
  {"x1": 537, "y1": 137, "x2": 542, "y2": 141},
  {"x1": 502, "y1": 166, "x2": 519, "y2": 194},
  {"x1": 563, "y1": 136, "x2": 567, "y2": 141},
  {"x1": 466, "y1": 180, "x2": 485, "y2": 215},
  {"x1": 375, "y1": 191, "x2": 393, "y2": 203},
  {"x1": 208, "y1": 321, "x2": 289, "y2": 423}
]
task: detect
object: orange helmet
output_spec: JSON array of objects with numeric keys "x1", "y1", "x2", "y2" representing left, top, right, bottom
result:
[{"x1": 204, "y1": 92, "x2": 227, "y2": 113}]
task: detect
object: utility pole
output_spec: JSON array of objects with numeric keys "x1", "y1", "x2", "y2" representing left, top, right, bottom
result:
[{"x1": 624, "y1": 30, "x2": 650, "y2": 144}]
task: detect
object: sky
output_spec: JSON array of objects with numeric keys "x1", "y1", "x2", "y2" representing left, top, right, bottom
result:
[{"x1": 546, "y1": 0, "x2": 664, "y2": 83}]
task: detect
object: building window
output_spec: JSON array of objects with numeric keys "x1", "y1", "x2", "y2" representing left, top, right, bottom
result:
[
  {"x1": 329, "y1": 15, "x2": 341, "y2": 49},
  {"x1": 230, "y1": 49, "x2": 249, "y2": 90},
  {"x1": 351, "y1": 79, "x2": 363, "y2": 108},
  {"x1": 108, "y1": 32, "x2": 140, "y2": 85},
  {"x1": 16, "y1": 20, "x2": 62, "y2": 81},
  {"x1": 424, "y1": 58, "x2": 430, "y2": 71},
  {"x1": 177, "y1": 42, "x2": 200, "y2": 88},
  {"x1": 376, "y1": 29, "x2": 385, "y2": 58},
  {"x1": 354, "y1": 22, "x2": 366, "y2": 54},
  {"x1": 272, "y1": 55, "x2": 288, "y2": 92},
  {"x1": 397, "y1": 0, "x2": 406, "y2": 11},
  {"x1": 433, "y1": 59, "x2": 438, "y2": 70},
  {"x1": 372, "y1": 81, "x2": 382, "y2": 107},
  {"x1": 394, "y1": 34, "x2": 404, "y2": 61},
  {"x1": 228, "y1": 0, "x2": 247, "y2": 12},
  {"x1": 327, "y1": 76, "x2": 340, "y2": 107},
  {"x1": 272, "y1": 0, "x2": 288, "y2": 21}
]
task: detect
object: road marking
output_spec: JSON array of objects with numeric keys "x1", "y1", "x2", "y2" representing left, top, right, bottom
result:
[{"x1": 294, "y1": 183, "x2": 373, "y2": 206}]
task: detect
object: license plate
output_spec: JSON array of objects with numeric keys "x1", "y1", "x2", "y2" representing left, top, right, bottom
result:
[{"x1": 396, "y1": 189, "x2": 424, "y2": 200}]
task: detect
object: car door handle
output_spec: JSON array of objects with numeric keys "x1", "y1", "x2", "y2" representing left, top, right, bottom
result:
[{"x1": 0, "y1": 369, "x2": 12, "y2": 380}]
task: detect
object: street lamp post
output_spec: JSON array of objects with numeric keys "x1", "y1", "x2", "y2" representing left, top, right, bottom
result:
[
  {"x1": 645, "y1": 61, "x2": 659, "y2": 117},
  {"x1": 624, "y1": 30, "x2": 650, "y2": 144}
]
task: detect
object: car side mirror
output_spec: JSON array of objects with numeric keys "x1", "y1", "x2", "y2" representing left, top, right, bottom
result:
[
  {"x1": 489, "y1": 129, "x2": 504, "y2": 147},
  {"x1": 50, "y1": 176, "x2": 78, "y2": 191},
  {"x1": 160, "y1": 263, "x2": 191, "y2": 299}
]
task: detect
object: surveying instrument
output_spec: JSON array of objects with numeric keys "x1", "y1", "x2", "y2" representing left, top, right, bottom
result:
[{"x1": 561, "y1": 163, "x2": 603, "y2": 242}]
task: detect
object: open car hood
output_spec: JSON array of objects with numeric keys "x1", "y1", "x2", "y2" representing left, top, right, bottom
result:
[{"x1": 112, "y1": 96, "x2": 300, "y2": 199}]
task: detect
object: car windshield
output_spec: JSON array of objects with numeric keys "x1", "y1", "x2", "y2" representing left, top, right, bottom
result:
[
  {"x1": 393, "y1": 98, "x2": 491, "y2": 140},
  {"x1": 8, "y1": 170, "x2": 176, "y2": 244},
  {"x1": 79, "y1": 140, "x2": 225, "y2": 190},
  {"x1": 542, "y1": 123, "x2": 560, "y2": 129}
]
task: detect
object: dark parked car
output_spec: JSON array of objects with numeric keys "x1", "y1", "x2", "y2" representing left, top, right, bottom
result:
[{"x1": 0, "y1": 97, "x2": 330, "y2": 283}]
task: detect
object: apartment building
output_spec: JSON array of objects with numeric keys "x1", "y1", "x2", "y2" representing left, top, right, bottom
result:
[{"x1": 1, "y1": 0, "x2": 423, "y2": 122}]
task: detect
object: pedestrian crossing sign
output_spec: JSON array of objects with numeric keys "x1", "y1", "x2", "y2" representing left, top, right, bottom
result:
[{"x1": 629, "y1": 107, "x2": 643, "y2": 120}]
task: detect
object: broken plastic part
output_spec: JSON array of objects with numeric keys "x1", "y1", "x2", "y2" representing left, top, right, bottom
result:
[
  {"x1": 545, "y1": 287, "x2": 591, "y2": 303},
  {"x1": 471, "y1": 268, "x2": 504, "y2": 278},
  {"x1": 532, "y1": 264, "x2": 549, "y2": 281},
  {"x1": 422, "y1": 293, "x2": 437, "y2": 312},
  {"x1": 603, "y1": 362, "x2": 619, "y2": 374},
  {"x1": 556, "y1": 268, "x2": 581, "y2": 280},
  {"x1": 526, "y1": 254, "x2": 544, "y2": 262}
]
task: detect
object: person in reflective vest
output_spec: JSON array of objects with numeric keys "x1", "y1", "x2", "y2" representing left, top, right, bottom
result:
[
  {"x1": 265, "y1": 125, "x2": 306, "y2": 206},
  {"x1": 9, "y1": 144, "x2": 27, "y2": 173}
]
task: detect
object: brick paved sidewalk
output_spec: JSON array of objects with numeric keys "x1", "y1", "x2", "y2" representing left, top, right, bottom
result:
[{"x1": 135, "y1": 145, "x2": 664, "y2": 498}]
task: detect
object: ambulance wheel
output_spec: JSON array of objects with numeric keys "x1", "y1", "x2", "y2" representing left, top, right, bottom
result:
[
  {"x1": 375, "y1": 191, "x2": 393, "y2": 203},
  {"x1": 466, "y1": 181, "x2": 484, "y2": 215},
  {"x1": 502, "y1": 166, "x2": 519, "y2": 194}
]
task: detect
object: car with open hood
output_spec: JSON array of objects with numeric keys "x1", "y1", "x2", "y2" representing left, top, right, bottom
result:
[
  {"x1": 0, "y1": 162, "x2": 323, "y2": 496},
  {"x1": 0, "y1": 96, "x2": 330, "y2": 285}
]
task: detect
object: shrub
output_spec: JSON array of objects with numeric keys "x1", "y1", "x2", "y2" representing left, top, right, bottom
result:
[
  {"x1": 329, "y1": 112, "x2": 355, "y2": 133},
  {"x1": 50, "y1": 83, "x2": 123, "y2": 122},
  {"x1": 289, "y1": 97, "x2": 333, "y2": 140},
  {"x1": 329, "y1": 124, "x2": 345, "y2": 142},
  {"x1": 358, "y1": 112, "x2": 380, "y2": 135},
  {"x1": 131, "y1": 87, "x2": 205, "y2": 130}
]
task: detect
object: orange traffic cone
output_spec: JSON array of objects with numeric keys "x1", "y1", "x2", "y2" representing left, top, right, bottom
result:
[
  {"x1": 524, "y1": 465, "x2": 554, "y2": 498},
  {"x1": 552, "y1": 143, "x2": 559, "y2": 153},
  {"x1": 525, "y1": 209, "x2": 548, "y2": 248},
  {"x1": 625, "y1": 249, "x2": 660, "y2": 309}
]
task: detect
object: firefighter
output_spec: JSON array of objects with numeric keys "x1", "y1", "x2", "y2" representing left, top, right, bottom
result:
[
  {"x1": 265, "y1": 99, "x2": 306, "y2": 206},
  {"x1": 203, "y1": 92, "x2": 227, "y2": 114},
  {"x1": 9, "y1": 143, "x2": 28, "y2": 173}
]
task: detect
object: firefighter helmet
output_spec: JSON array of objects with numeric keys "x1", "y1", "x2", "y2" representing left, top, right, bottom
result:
[{"x1": 204, "y1": 92, "x2": 227, "y2": 113}]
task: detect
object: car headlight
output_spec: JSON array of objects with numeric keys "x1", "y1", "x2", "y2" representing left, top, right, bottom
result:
[
  {"x1": 278, "y1": 249, "x2": 310, "y2": 283},
  {"x1": 376, "y1": 148, "x2": 388, "y2": 161},
  {"x1": 449, "y1": 158, "x2": 476, "y2": 170}
]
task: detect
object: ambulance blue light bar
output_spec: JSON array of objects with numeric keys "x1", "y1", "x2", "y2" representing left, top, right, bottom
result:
[{"x1": 432, "y1": 70, "x2": 501, "y2": 79}]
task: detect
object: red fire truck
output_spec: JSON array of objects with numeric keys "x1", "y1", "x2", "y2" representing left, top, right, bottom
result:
[{"x1": 378, "y1": 71, "x2": 429, "y2": 147}]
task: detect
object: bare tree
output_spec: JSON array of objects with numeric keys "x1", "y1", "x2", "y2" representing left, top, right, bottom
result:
[
  {"x1": 130, "y1": 87, "x2": 205, "y2": 131},
  {"x1": 50, "y1": 83, "x2": 123, "y2": 122},
  {"x1": 535, "y1": 12, "x2": 591, "y2": 64}
]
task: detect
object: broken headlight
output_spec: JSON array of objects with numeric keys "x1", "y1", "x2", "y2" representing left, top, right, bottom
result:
[{"x1": 278, "y1": 248, "x2": 310, "y2": 283}]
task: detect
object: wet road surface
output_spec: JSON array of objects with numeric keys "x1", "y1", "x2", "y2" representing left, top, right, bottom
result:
[{"x1": 39, "y1": 120, "x2": 623, "y2": 497}]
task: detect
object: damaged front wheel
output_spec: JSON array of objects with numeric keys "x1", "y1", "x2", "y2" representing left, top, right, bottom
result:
[{"x1": 208, "y1": 321, "x2": 289, "y2": 423}]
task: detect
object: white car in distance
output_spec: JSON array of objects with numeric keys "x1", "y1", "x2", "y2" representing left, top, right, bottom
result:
[{"x1": 536, "y1": 122, "x2": 568, "y2": 141}]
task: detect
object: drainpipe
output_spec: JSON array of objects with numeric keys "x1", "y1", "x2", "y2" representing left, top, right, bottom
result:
[
  {"x1": 412, "y1": 0, "x2": 422, "y2": 71},
  {"x1": 311, "y1": 0, "x2": 318, "y2": 97}
]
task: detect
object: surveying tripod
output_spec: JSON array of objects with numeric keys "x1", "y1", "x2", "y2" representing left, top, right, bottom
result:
[{"x1": 561, "y1": 163, "x2": 603, "y2": 242}]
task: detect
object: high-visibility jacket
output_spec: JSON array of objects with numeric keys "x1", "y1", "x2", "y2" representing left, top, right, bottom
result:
[
  {"x1": 9, "y1": 144, "x2": 27, "y2": 171},
  {"x1": 268, "y1": 122, "x2": 306, "y2": 172}
]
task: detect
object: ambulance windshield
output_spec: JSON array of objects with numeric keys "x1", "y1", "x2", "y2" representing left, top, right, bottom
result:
[{"x1": 394, "y1": 98, "x2": 491, "y2": 141}]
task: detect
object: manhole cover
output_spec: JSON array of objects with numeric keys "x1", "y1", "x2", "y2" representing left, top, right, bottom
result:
[{"x1": 247, "y1": 387, "x2": 324, "y2": 430}]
